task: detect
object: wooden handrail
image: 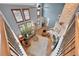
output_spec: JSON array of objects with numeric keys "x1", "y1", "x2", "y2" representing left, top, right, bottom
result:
[
  {"x1": 58, "y1": 38, "x2": 75, "y2": 56},
  {"x1": 0, "y1": 16, "x2": 10, "y2": 56},
  {"x1": 75, "y1": 12, "x2": 79, "y2": 55},
  {"x1": 59, "y1": 34, "x2": 75, "y2": 52},
  {"x1": 57, "y1": 16, "x2": 75, "y2": 56}
]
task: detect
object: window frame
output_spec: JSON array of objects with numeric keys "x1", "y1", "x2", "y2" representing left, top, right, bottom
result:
[
  {"x1": 11, "y1": 9, "x2": 24, "y2": 23},
  {"x1": 22, "y1": 9, "x2": 31, "y2": 21}
]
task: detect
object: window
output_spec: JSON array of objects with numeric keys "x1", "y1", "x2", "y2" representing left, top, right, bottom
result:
[
  {"x1": 23, "y1": 9, "x2": 30, "y2": 20},
  {"x1": 19, "y1": 24, "x2": 25, "y2": 33},
  {"x1": 11, "y1": 9, "x2": 23, "y2": 22},
  {"x1": 18, "y1": 21, "x2": 32, "y2": 35},
  {"x1": 12, "y1": 9, "x2": 30, "y2": 23}
]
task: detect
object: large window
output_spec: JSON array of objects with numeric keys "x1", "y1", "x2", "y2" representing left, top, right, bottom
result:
[
  {"x1": 23, "y1": 9, "x2": 30, "y2": 20},
  {"x1": 11, "y1": 9, "x2": 23, "y2": 22},
  {"x1": 18, "y1": 21, "x2": 32, "y2": 40},
  {"x1": 11, "y1": 9, "x2": 30, "y2": 23}
]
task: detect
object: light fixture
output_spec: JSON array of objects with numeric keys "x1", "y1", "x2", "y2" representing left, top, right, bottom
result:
[{"x1": 36, "y1": 3, "x2": 41, "y2": 10}]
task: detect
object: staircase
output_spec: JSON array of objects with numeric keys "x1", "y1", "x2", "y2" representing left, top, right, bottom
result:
[{"x1": 51, "y1": 3, "x2": 78, "y2": 56}]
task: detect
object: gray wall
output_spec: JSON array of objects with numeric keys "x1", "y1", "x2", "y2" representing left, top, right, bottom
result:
[
  {"x1": 43, "y1": 3, "x2": 64, "y2": 28},
  {"x1": 0, "y1": 3, "x2": 64, "y2": 37},
  {"x1": 0, "y1": 4, "x2": 37, "y2": 37}
]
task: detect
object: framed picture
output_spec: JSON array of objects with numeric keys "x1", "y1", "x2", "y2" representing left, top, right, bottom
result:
[
  {"x1": 11, "y1": 9, "x2": 23, "y2": 23},
  {"x1": 22, "y1": 9, "x2": 30, "y2": 21}
]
